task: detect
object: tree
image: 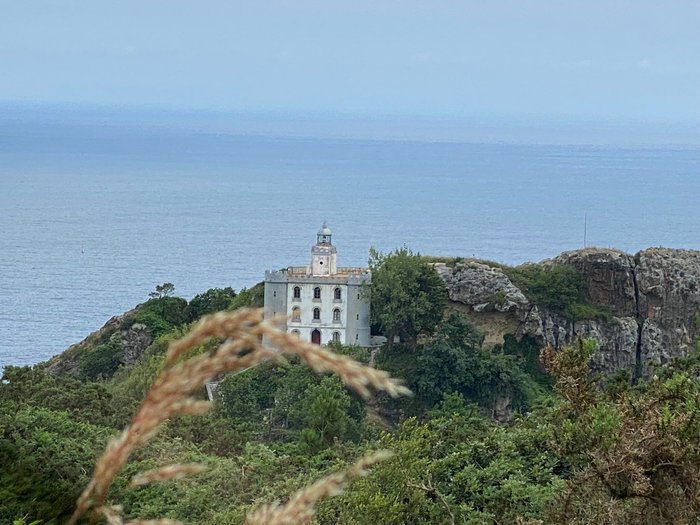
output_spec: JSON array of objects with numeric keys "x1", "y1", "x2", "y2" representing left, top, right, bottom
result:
[
  {"x1": 416, "y1": 313, "x2": 531, "y2": 411},
  {"x1": 295, "y1": 377, "x2": 361, "y2": 451},
  {"x1": 133, "y1": 296, "x2": 188, "y2": 338},
  {"x1": 368, "y1": 247, "x2": 446, "y2": 347},
  {"x1": 149, "y1": 282, "x2": 175, "y2": 299},
  {"x1": 185, "y1": 287, "x2": 237, "y2": 321}
]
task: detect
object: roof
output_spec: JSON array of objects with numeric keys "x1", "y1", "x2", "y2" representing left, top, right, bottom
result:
[{"x1": 318, "y1": 221, "x2": 332, "y2": 236}]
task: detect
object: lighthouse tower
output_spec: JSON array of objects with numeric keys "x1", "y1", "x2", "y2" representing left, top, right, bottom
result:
[{"x1": 310, "y1": 221, "x2": 337, "y2": 276}]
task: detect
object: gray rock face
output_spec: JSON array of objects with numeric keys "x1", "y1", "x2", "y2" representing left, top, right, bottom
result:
[
  {"x1": 552, "y1": 249, "x2": 638, "y2": 317},
  {"x1": 438, "y1": 248, "x2": 700, "y2": 377},
  {"x1": 435, "y1": 262, "x2": 532, "y2": 347},
  {"x1": 118, "y1": 323, "x2": 152, "y2": 366},
  {"x1": 636, "y1": 248, "x2": 700, "y2": 374},
  {"x1": 435, "y1": 261, "x2": 530, "y2": 314}
]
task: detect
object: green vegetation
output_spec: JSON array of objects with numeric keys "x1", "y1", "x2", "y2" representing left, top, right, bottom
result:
[
  {"x1": 133, "y1": 296, "x2": 189, "y2": 338},
  {"x1": 425, "y1": 255, "x2": 612, "y2": 322},
  {"x1": 368, "y1": 247, "x2": 447, "y2": 346},
  {"x1": 227, "y1": 282, "x2": 265, "y2": 310},
  {"x1": 502, "y1": 263, "x2": 612, "y2": 321},
  {"x1": 2, "y1": 263, "x2": 700, "y2": 524},
  {"x1": 185, "y1": 287, "x2": 237, "y2": 321},
  {"x1": 78, "y1": 335, "x2": 124, "y2": 379}
]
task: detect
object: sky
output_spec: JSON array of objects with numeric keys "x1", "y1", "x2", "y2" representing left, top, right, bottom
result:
[{"x1": 1, "y1": 1, "x2": 699, "y2": 127}]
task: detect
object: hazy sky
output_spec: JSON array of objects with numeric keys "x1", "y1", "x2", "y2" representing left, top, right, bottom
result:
[{"x1": 1, "y1": 1, "x2": 699, "y2": 123}]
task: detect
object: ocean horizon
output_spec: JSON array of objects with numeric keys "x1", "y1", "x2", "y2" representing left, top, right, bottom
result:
[{"x1": 1, "y1": 106, "x2": 699, "y2": 368}]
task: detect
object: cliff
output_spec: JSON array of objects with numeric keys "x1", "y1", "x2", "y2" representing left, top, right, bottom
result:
[
  {"x1": 45, "y1": 250, "x2": 699, "y2": 380},
  {"x1": 436, "y1": 248, "x2": 700, "y2": 377},
  {"x1": 45, "y1": 305, "x2": 152, "y2": 377}
]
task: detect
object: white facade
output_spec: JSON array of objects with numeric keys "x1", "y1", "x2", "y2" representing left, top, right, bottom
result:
[{"x1": 264, "y1": 224, "x2": 371, "y2": 346}]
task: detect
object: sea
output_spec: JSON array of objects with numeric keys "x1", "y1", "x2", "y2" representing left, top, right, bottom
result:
[{"x1": 1, "y1": 106, "x2": 699, "y2": 369}]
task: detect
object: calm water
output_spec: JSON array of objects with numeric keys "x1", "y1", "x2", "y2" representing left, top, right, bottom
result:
[{"x1": 1, "y1": 112, "x2": 699, "y2": 368}]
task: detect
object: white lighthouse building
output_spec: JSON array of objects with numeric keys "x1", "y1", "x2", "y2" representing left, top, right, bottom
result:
[{"x1": 264, "y1": 223, "x2": 371, "y2": 346}]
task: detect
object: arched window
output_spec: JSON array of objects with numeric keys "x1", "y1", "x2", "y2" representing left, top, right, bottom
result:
[
  {"x1": 291, "y1": 307, "x2": 301, "y2": 322},
  {"x1": 313, "y1": 307, "x2": 321, "y2": 320},
  {"x1": 333, "y1": 308, "x2": 341, "y2": 322},
  {"x1": 291, "y1": 329, "x2": 300, "y2": 337},
  {"x1": 293, "y1": 286, "x2": 301, "y2": 299},
  {"x1": 311, "y1": 329, "x2": 321, "y2": 345},
  {"x1": 332, "y1": 331, "x2": 341, "y2": 342},
  {"x1": 334, "y1": 287, "x2": 342, "y2": 300},
  {"x1": 313, "y1": 287, "x2": 321, "y2": 300}
]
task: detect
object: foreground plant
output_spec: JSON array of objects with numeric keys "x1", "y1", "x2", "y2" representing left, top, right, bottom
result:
[
  {"x1": 68, "y1": 308, "x2": 409, "y2": 525},
  {"x1": 542, "y1": 339, "x2": 700, "y2": 525}
]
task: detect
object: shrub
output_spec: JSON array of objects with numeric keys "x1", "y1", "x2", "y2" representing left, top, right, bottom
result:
[
  {"x1": 185, "y1": 287, "x2": 237, "y2": 321},
  {"x1": 79, "y1": 337, "x2": 124, "y2": 379},
  {"x1": 227, "y1": 282, "x2": 264, "y2": 310},
  {"x1": 503, "y1": 264, "x2": 611, "y2": 321},
  {"x1": 134, "y1": 297, "x2": 188, "y2": 338}
]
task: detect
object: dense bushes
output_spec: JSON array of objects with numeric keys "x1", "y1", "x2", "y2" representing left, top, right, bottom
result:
[
  {"x1": 215, "y1": 359, "x2": 365, "y2": 449},
  {"x1": 79, "y1": 336, "x2": 124, "y2": 378},
  {"x1": 134, "y1": 296, "x2": 188, "y2": 338},
  {"x1": 377, "y1": 313, "x2": 539, "y2": 416},
  {"x1": 0, "y1": 366, "x2": 117, "y2": 427},
  {"x1": 502, "y1": 263, "x2": 611, "y2": 321},
  {"x1": 5, "y1": 326, "x2": 700, "y2": 524},
  {"x1": 0, "y1": 405, "x2": 111, "y2": 522},
  {"x1": 4, "y1": 265, "x2": 700, "y2": 524},
  {"x1": 416, "y1": 313, "x2": 533, "y2": 410},
  {"x1": 185, "y1": 287, "x2": 237, "y2": 321}
]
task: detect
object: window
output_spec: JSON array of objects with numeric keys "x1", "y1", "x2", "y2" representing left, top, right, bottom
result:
[
  {"x1": 356, "y1": 314, "x2": 359, "y2": 320},
  {"x1": 273, "y1": 291, "x2": 276, "y2": 297},
  {"x1": 333, "y1": 308, "x2": 341, "y2": 322},
  {"x1": 334, "y1": 287, "x2": 342, "y2": 300},
  {"x1": 291, "y1": 307, "x2": 301, "y2": 322},
  {"x1": 313, "y1": 307, "x2": 321, "y2": 320},
  {"x1": 313, "y1": 287, "x2": 321, "y2": 300},
  {"x1": 332, "y1": 331, "x2": 341, "y2": 342},
  {"x1": 293, "y1": 286, "x2": 301, "y2": 299}
]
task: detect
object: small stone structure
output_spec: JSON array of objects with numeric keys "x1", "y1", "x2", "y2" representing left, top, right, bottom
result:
[{"x1": 264, "y1": 223, "x2": 371, "y2": 346}]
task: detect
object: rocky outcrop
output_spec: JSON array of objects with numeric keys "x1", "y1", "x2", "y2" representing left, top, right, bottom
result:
[
  {"x1": 437, "y1": 248, "x2": 700, "y2": 377},
  {"x1": 636, "y1": 249, "x2": 700, "y2": 374},
  {"x1": 551, "y1": 249, "x2": 638, "y2": 317},
  {"x1": 119, "y1": 322, "x2": 152, "y2": 366},
  {"x1": 45, "y1": 306, "x2": 152, "y2": 376},
  {"x1": 435, "y1": 261, "x2": 531, "y2": 347}
]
